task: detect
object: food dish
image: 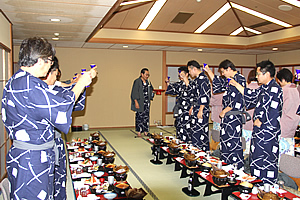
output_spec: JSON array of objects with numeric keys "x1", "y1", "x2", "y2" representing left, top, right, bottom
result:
[
  {"x1": 84, "y1": 175, "x2": 99, "y2": 185},
  {"x1": 79, "y1": 160, "x2": 93, "y2": 167},
  {"x1": 257, "y1": 191, "x2": 280, "y2": 200},
  {"x1": 239, "y1": 181, "x2": 253, "y2": 194},
  {"x1": 90, "y1": 182, "x2": 109, "y2": 194}
]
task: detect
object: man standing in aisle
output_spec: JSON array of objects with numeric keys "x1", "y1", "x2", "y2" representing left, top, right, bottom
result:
[
  {"x1": 182, "y1": 60, "x2": 211, "y2": 151},
  {"x1": 230, "y1": 60, "x2": 283, "y2": 185},
  {"x1": 205, "y1": 59, "x2": 247, "y2": 169},
  {"x1": 131, "y1": 68, "x2": 154, "y2": 137}
]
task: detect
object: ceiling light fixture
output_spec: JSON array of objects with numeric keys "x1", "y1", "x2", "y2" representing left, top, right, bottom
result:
[
  {"x1": 123, "y1": 45, "x2": 129, "y2": 48},
  {"x1": 52, "y1": 37, "x2": 59, "y2": 41},
  {"x1": 50, "y1": 18, "x2": 61, "y2": 22},
  {"x1": 138, "y1": 0, "x2": 167, "y2": 30},
  {"x1": 197, "y1": 48, "x2": 203, "y2": 51},
  {"x1": 230, "y1": 2, "x2": 292, "y2": 27},
  {"x1": 245, "y1": 27, "x2": 262, "y2": 34},
  {"x1": 278, "y1": 5, "x2": 293, "y2": 11},
  {"x1": 120, "y1": 0, "x2": 153, "y2": 6},
  {"x1": 230, "y1": 27, "x2": 244, "y2": 36},
  {"x1": 54, "y1": 33, "x2": 60, "y2": 36},
  {"x1": 230, "y1": 26, "x2": 262, "y2": 36},
  {"x1": 194, "y1": 3, "x2": 231, "y2": 33},
  {"x1": 272, "y1": 47, "x2": 279, "y2": 51},
  {"x1": 281, "y1": 0, "x2": 300, "y2": 8}
]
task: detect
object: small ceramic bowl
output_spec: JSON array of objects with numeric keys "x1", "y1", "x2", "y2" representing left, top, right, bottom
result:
[
  {"x1": 93, "y1": 171, "x2": 104, "y2": 177},
  {"x1": 103, "y1": 192, "x2": 117, "y2": 200}
]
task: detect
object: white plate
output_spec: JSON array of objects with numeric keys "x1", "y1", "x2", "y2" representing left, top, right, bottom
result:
[
  {"x1": 70, "y1": 164, "x2": 80, "y2": 168},
  {"x1": 67, "y1": 145, "x2": 79, "y2": 150},
  {"x1": 72, "y1": 172, "x2": 91, "y2": 179},
  {"x1": 93, "y1": 171, "x2": 104, "y2": 177},
  {"x1": 196, "y1": 151, "x2": 206, "y2": 157}
]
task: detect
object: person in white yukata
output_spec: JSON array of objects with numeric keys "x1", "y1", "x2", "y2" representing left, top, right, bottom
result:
[
  {"x1": 230, "y1": 60, "x2": 283, "y2": 185},
  {"x1": 182, "y1": 60, "x2": 211, "y2": 151},
  {"x1": 2, "y1": 37, "x2": 97, "y2": 200},
  {"x1": 276, "y1": 68, "x2": 300, "y2": 157},
  {"x1": 205, "y1": 60, "x2": 247, "y2": 169}
]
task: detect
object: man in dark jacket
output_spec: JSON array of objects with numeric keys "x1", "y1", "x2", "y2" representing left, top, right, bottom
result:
[{"x1": 131, "y1": 68, "x2": 154, "y2": 137}]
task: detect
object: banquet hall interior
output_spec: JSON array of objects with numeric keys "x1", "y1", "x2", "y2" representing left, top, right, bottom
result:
[{"x1": 1, "y1": 0, "x2": 300, "y2": 199}]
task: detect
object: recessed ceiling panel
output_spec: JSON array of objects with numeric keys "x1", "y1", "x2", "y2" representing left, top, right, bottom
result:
[{"x1": 203, "y1": 9, "x2": 241, "y2": 35}]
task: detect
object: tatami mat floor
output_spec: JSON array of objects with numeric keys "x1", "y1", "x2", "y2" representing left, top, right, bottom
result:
[{"x1": 64, "y1": 126, "x2": 234, "y2": 200}]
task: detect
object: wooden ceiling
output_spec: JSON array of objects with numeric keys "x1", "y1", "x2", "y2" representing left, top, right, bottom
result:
[{"x1": 1, "y1": 0, "x2": 300, "y2": 54}]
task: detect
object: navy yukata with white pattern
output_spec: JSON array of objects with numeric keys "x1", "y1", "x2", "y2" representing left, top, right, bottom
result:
[
  {"x1": 135, "y1": 81, "x2": 150, "y2": 133},
  {"x1": 52, "y1": 85, "x2": 86, "y2": 200},
  {"x1": 166, "y1": 80, "x2": 192, "y2": 142},
  {"x1": 2, "y1": 69, "x2": 76, "y2": 200},
  {"x1": 213, "y1": 72, "x2": 246, "y2": 169},
  {"x1": 188, "y1": 72, "x2": 211, "y2": 151},
  {"x1": 244, "y1": 79, "x2": 283, "y2": 185}
]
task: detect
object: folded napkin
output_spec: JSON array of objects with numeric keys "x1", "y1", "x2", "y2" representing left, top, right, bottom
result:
[
  {"x1": 276, "y1": 189, "x2": 287, "y2": 194},
  {"x1": 239, "y1": 193, "x2": 251, "y2": 200},
  {"x1": 175, "y1": 157, "x2": 184, "y2": 162},
  {"x1": 200, "y1": 172, "x2": 209, "y2": 178},
  {"x1": 162, "y1": 147, "x2": 168, "y2": 151},
  {"x1": 222, "y1": 164, "x2": 234, "y2": 172}
]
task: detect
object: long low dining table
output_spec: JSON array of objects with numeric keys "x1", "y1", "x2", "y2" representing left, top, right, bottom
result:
[
  {"x1": 147, "y1": 135, "x2": 300, "y2": 200},
  {"x1": 67, "y1": 137, "x2": 133, "y2": 200}
]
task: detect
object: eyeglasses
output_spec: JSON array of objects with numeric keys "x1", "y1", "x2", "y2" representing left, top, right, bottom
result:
[
  {"x1": 46, "y1": 58, "x2": 54, "y2": 65},
  {"x1": 144, "y1": 73, "x2": 150, "y2": 77}
]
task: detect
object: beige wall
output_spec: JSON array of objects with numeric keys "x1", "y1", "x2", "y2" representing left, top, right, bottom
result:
[
  {"x1": 14, "y1": 47, "x2": 163, "y2": 128},
  {"x1": 166, "y1": 51, "x2": 256, "y2": 66},
  {"x1": 0, "y1": 12, "x2": 11, "y2": 49},
  {"x1": 257, "y1": 49, "x2": 300, "y2": 65}
]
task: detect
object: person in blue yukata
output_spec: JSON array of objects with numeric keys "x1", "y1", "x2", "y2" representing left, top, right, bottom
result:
[
  {"x1": 182, "y1": 60, "x2": 211, "y2": 151},
  {"x1": 131, "y1": 68, "x2": 154, "y2": 138},
  {"x1": 205, "y1": 59, "x2": 247, "y2": 169},
  {"x1": 2, "y1": 37, "x2": 97, "y2": 200},
  {"x1": 165, "y1": 66, "x2": 192, "y2": 142},
  {"x1": 41, "y1": 57, "x2": 89, "y2": 200},
  {"x1": 230, "y1": 60, "x2": 283, "y2": 185}
]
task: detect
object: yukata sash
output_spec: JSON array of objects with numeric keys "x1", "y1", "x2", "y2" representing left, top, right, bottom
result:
[
  {"x1": 13, "y1": 140, "x2": 59, "y2": 164},
  {"x1": 224, "y1": 110, "x2": 251, "y2": 124}
]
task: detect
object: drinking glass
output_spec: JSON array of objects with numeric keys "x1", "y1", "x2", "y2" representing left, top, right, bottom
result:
[
  {"x1": 278, "y1": 180, "x2": 284, "y2": 189},
  {"x1": 97, "y1": 158, "x2": 103, "y2": 166},
  {"x1": 206, "y1": 150, "x2": 211, "y2": 159},
  {"x1": 233, "y1": 163, "x2": 238, "y2": 171},
  {"x1": 108, "y1": 176, "x2": 114, "y2": 185},
  {"x1": 94, "y1": 145, "x2": 99, "y2": 152},
  {"x1": 264, "y1": 183, "x2": 270, "y2": 192}
]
